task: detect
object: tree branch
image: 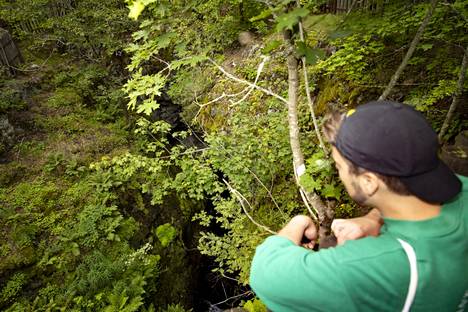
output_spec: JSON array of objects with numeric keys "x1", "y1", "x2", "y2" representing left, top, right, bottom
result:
[
  {"x1": 223, "y1": 179, "x2": 277, "y2": 235},
  {"x1": 283, "y1": 28, "x2": 332, "y2": 238},
  {"x1": 438, "y1": 44, "x2": 468, "y2": 141},
  {"x1": 229, "y1": 55, "x2": 269, "y2": 106},
  {"x1": 379, "y1": 0, "x2": 438, "y2": 100},
  {"x1": 212, "y1": 290, "x2": 252, "y2": 306},
  {"x1": 208, "y1": 58, "x2": 288, "y2": 104},
  {"x1": 297, "y1": 18, "x2": 327, "y2": 154}
]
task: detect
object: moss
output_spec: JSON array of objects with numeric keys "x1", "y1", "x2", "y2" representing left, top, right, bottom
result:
[
  {"x1": 0, "y1": 163, "x2": 29, "y2": 186},
  {"x1": 315, "y1": 78, "x2": 345, "y2": 113},
  {"x1": 153, "y1": 241, "x2": 194, "y2": 308},
  {"x1": 2, "y1": 180, "x2": 62, "y2": 213},
  {"x1": 0, "y1": 81, "x2": 28, "y2": 114},
  {"x1": 46, "y1": 88, "x2": 83, "y2": 108},
  {"x1": 315, "y1": 78, "x2": 371, "y2": 113}
]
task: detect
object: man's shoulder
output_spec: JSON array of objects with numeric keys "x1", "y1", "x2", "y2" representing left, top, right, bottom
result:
[
  {"x1": 456, "y1": 174, "x2": 468, "y2": 202},
  {"x1": 445, "y1": 174, "x2": 467, "y2": 218},
  {"x1": 330, "y1": 234, "x2": 403, "y2": 265}
]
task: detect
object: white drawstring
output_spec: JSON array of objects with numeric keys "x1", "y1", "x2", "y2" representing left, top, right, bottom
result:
[{"x1": 397, "y1": 239, "x2": 418, "y2": 312}]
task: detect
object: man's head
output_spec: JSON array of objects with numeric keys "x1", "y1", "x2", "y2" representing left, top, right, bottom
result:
[{"x1": 323, "y1": 101, "x2": 461, "y2": 205}]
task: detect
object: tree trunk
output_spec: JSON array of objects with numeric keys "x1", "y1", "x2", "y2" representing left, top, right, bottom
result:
[
  {"x1": 379, "y1": 0, "x2": 438, "y2": 100},
  {"x1": 283, "y1": 30, "x2": 334, "y2": 244},
  {"x1": 439, "y1": 45, "x2": 468, "y2": 141}
]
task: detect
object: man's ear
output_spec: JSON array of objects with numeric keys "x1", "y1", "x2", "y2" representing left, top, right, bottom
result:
[{"x1": 357, "y1": 172, "x2": 379, "y2": 196}]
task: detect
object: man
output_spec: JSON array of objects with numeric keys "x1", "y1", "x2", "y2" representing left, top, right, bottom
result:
[{"x1": 250, "y1": 101, "x2": 467, "y2": 311}]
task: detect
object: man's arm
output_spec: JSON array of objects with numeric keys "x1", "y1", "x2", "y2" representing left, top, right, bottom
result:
[
  {"x1": 331, "y1": 208, "x2": 383, "y2": 245},
  {"x1": 278, "y1": 215, "x2": 317, "y2": 249},
  {"x1": 250, "y1": 216, "x2": 353, "y2": 311}
]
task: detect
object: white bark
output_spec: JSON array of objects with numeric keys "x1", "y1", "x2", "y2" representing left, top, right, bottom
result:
[{"x1": 284, "y1": 30, "x2": 333, "y2": 241}]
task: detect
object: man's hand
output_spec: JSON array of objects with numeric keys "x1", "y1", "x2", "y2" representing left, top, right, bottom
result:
[
  {"x1": 278, "y1": 215, "x2": 317, "y2": 249},
  {"x1": 331, "y1": 209, "x2": 383, "y2": 245}
]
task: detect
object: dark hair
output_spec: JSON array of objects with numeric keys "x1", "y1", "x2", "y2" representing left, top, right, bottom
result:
[{"x1": 323, "y1": 111, "x2": 412, "y2": 196}]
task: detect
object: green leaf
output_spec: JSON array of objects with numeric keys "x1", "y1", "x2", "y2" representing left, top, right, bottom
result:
[
  {"x1": 171, "y1": 55, "x2": 208, "y2": 70},
  {"x1": 296, "y1": 42, "x2": 325, "y2": 65},
  {"x1": 244, "y1": 298, "x2": 268, "y2": 312},
  {"x1": 156, "y1": 32, "x2": 176, "y2": 50},
  {"x1": 299, "y1": 173, "x2": 321, "y2": 192},
  {"x1": 136, "y1": 99, "x2": 159, "y2": 116},
  {"x1": 250, "y1": 9, "x2": 272, "y2": 22},
  {"x1": 155, "y1": 223, "x2": 177, "y2": 247},
  {"x1": 322, "y1": 184, "x2": 341, "y2": 199},
  {"x1": 275, "y1": 8, "x2": 310, "y2": 32},
  {"x1": 419, "y1": 43, "x2": 433, "y2": 51},
  {"x1": 72, "y1": 247, "x2": 80, "y2": 256},
  {"x1": 262, "y1": 40, "x2": 282, "y2": 54},
  {"x1": 128, "y1": 1, "x2": 145, "y2": 20}
]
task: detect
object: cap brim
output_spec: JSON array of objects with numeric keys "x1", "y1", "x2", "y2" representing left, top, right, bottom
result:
[{"x1": 400, "y1": 160, "x2": 462, "y2": 203}]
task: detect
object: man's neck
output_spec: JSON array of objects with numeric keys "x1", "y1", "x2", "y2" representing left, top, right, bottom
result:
[{"x1": 374, "y1": 194, "x2": 441, "y2": 221}]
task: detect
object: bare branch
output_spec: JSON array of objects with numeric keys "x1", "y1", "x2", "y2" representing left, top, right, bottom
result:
[
  {"x1": 379, "y1": 0, "x2": 439, "y2": 100},
  {"x1": 292, "y1": 160, "x2": 319, "y2": 221},
  {"x1": 223, "y1": 179, "x2": 277, "y2": 235},
  {"x1": 208, "y1": 58, "x2": 288, "y2": 104},
  {"x1": 297, "y1": 19, "x2": 327, "y2": 154},
  {"x1": 300, "y1": 188, "x2": 318, "y2": 221},
  {"x1": 439, "y1": 44, "x2": 468, "y2": 141},
  {"x1": 7, "y1": 47, "x2": 55, "y2": 72},
  {"x1": 160, "y1": 147, "x2": 210, "y2": 158},
  {"x1": 230, "y1": 55, "x2": 269, "y2": 106},
  {"x1": 220, "y1": 272, "x2": 242, "y2": 283},
  {"x1": 244, "y1": 166, "x2": 285, "y2": 218},
  {"x1": 212, "y1": 290, "x2": 252, "y2": 306}
]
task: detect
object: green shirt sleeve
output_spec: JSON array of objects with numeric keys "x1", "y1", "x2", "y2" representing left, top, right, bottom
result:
[{"x1": 250, "y1": 235, "x2": 355, "y2": 312}]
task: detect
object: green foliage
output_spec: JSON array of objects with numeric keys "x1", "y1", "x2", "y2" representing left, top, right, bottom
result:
[
  {"x1": 47, "y1": 87, "x2": 83, "y2": 108},
  {"x1": 123, "y1": 70, "x2": 164, "y2": 115},
  {"x1": 296, "y1": 41, "x2": 326, "y2": 65},
  {"x1": 0, "y1": 273, "x2": 27, "y2": 305},
  {"x1": 155, "y1": 223, "x2": 177, "y2": 247},
  {"x1": 128, "y1": 0, "x2": 158, "y2": 20},
  {"x1": 2, "y1": 0, "x2": 466, "y2": 310},
  {"x1": 300, "y1": 150, "x2": 342, "y2": 200},
  {"x1": 407, "y1": 79, "x2": 458, "y2": 112},
  {"x1": 160, "y1": 303, "x2": 192, "y2": 312},
  {"x1": 0, "y1": 81, "x2": 27, "y2": 114},
  {"x1": 275, "y1": 7, "x2": 310, "y2": 32},
  {"x1": 0, "y1": 0, "x2": 137, "y2": 60},
  {"x1": 314, "y1": 35, "x2": 385, "y2": 83},
  {"x1": 243, "y1": 298, "x2": 267, "y2": 312},
  {"x1": 0, "y1": 155, "x2": 163, "y2": 311}
]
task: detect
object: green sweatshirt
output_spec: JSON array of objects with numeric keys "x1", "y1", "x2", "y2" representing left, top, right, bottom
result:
[{"x1": 250, "y1": 176, "x2": 468, "y2": 312}]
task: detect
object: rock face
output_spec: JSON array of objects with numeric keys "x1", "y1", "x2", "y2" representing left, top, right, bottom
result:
[
  {"x1": 0, "y1": 28, "x2": 23, "y2": 75},
  {"x1": 441, "y1": 130, "x2": 468, "y2": 176},
  {"x1": 0, "y1": 114, "x2": 14, "y2": 156},
  {"x1": 150, "y1": 92, "x2": 182, "y2": 130},
  {"x1": 238, "y1": 31, "x2": 255, "y2": 47}
]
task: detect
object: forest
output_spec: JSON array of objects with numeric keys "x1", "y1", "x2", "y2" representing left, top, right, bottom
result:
[{"x1": 0, "y1": 0, "x2": 467, "y2": 311}]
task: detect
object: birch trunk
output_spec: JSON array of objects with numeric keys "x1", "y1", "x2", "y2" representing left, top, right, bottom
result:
[{"x1": 283, "y1": 30, "x2": 334, "y2": 243}]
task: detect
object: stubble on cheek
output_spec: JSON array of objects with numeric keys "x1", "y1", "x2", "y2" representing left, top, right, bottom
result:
[{"x1": 350, "y1": 180, "x2": 368, "y2": 206}]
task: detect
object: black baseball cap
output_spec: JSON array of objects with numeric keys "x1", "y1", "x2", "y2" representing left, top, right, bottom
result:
[{"x1": 335, "y1": 101, "x2": 461, "y2": 203}]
